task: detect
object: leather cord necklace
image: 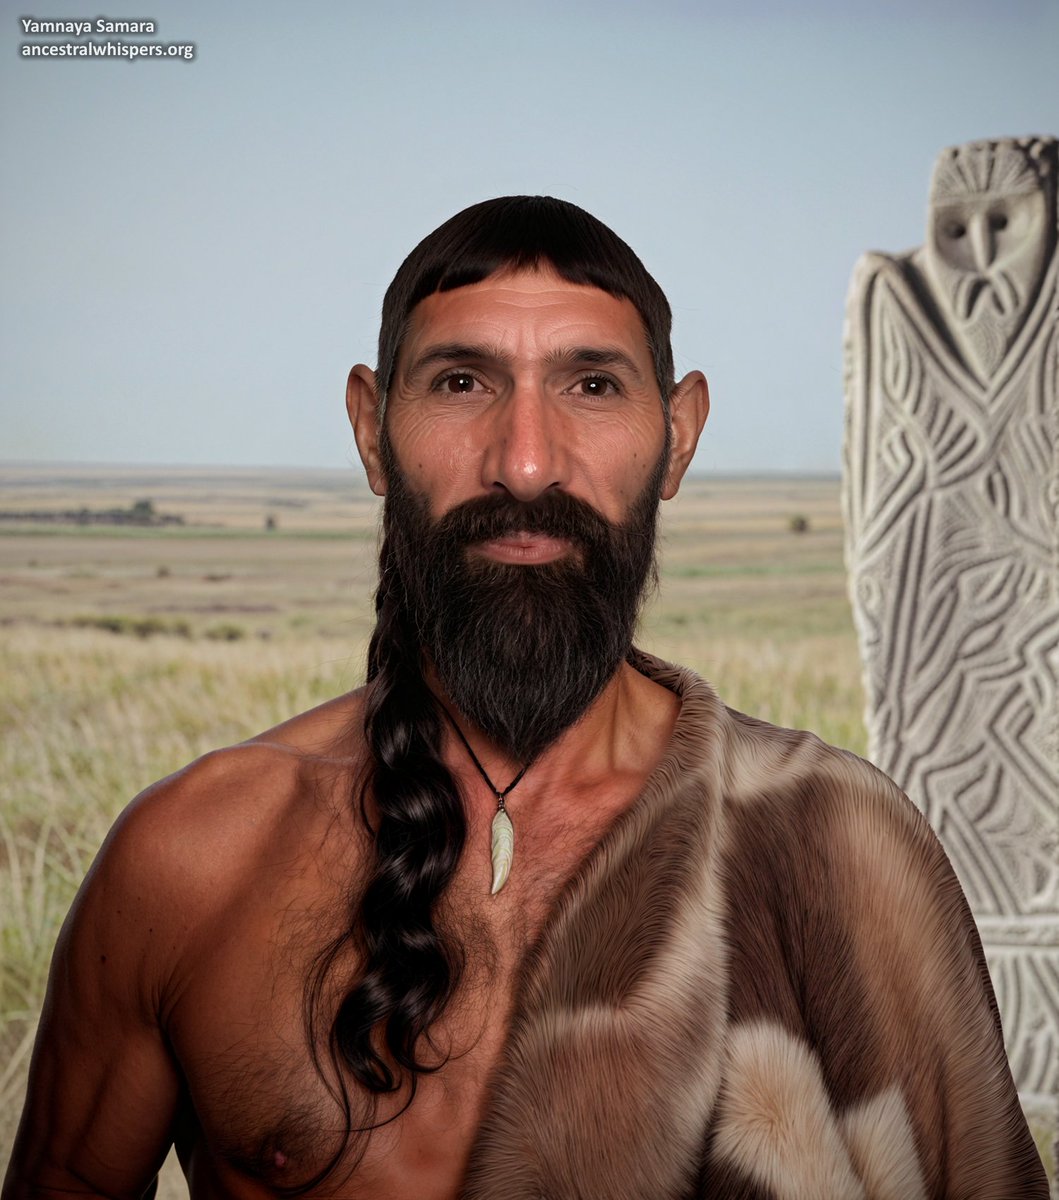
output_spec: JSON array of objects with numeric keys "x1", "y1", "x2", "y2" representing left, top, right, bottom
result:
[{"x1": 440, "y1": 706, "x2": 531, "y2": 895}]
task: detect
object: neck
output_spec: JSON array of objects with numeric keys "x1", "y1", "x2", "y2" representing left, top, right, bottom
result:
[{"x1": 426, "y1": 657, "x2": 681, "y2": 813}]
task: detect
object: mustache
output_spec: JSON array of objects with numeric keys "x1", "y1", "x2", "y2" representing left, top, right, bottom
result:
[
  {"x1": 953, "y1": 268, "x2": 1021, "y2": 320},
  {"x1": 429, "y1": 489, "x2": 616, "y2": 553}
]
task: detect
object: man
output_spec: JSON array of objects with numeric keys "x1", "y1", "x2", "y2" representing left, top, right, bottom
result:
[{"x1": 5, "y1": 196, "x2": 1048, "y2": 1198}]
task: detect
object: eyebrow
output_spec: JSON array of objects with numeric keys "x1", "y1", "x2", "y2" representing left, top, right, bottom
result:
[
  {"x1": 546, "y1": 346, "x2": 647, "y2": 385},
  {"x1": 405, "y1": 343, "x2": 513, "y2": 377},
  {"x1": 405, "y1": 342, "x2": 648, "y2": 386}
]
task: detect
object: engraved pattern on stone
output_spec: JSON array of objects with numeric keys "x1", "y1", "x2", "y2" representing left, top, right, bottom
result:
[{"x1": 842, "y1": 136, "x2": 1059, "y2": 1132}]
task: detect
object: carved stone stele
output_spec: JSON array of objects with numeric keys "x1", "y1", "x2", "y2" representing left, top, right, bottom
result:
[{"x1": 843, "y1": 136, "x2": 1059, "y2": 1139}]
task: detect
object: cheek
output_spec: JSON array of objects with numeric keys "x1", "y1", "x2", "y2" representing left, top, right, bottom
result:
[
  {"x1": 386, "y1": 415, "x2": 483, "y2": 515},
  {"x1": 997, "y1": 225, "x2": 1051, "y2": 282},
  {"x1": 575, "y1": 419, "x2": 666, "y2": 515},
  {"x1": 930, "y1": 229, "x2": 975, "y2": 272}
]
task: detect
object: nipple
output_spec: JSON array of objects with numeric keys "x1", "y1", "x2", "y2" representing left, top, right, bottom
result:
[{"x1": 273, "y1": 1151, "x2": 288, "y2": 1169}]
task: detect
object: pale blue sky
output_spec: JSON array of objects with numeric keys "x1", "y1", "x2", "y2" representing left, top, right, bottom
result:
[{"x1": 2, "y1": 0, "x2": 1056, "y2": 473}]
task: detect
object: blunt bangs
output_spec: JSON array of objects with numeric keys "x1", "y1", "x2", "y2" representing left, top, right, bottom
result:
[{"x1": 375, "y1": 196, "x2": 675, "y2": 406}]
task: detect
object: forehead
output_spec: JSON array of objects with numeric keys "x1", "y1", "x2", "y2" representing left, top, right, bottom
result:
[
  {"x1": 930, "y1": 185, "x2": 1046, "y2": 210},
  {"x1": 397, "y1": 267, "x2": 653, "y2": 368}
]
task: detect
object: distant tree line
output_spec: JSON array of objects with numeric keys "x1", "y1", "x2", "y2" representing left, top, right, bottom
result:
[{"x1": 0, "y1": 498, "x2": 184, "y2": 526}]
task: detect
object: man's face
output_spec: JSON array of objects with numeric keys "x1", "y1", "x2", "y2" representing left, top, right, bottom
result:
[
  {"x1": 367, "y1": 268, "x2": 679, "y2": 758},
  {"x1": 381, "y1": 266, "x2": 674, "y2": 533}
]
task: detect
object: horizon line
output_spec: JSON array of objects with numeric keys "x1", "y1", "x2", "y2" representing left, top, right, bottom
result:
[{"x1": 0, "y1": 460, "x2": 842, "y2": 482}]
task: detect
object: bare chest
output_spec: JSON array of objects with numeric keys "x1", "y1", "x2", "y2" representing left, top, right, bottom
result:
[{"x1": 164, "y1": 812, "x2": 607, "y2": 1197}]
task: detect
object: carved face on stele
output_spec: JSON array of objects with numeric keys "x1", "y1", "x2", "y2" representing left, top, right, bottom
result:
[
  {"x1": 347, "y1": 267, "x2": 709, "y2": 564},
  {"x1": 926, "y1": 187, "x2": 1051, "y2": 323},
  {"x1": 918, "y1": 138, "x2": 1056, "y2": 381}
]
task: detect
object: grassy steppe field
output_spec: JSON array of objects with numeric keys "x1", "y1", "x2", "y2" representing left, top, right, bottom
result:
[{"x1": 1, "y1": 464, "x2": 1049, "y2": 1188}]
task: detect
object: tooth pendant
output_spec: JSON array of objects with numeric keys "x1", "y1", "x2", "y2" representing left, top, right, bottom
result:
[{"x1": 490, "y1": 805, "x2": 514, "y2": 895}]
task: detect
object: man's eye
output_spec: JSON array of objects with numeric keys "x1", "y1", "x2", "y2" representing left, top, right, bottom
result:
[
  {"x1": 575, "y1": 375, "x2": 618, "y2": 398},
  {"x1": 436, "y1": 372, "x2": 482, "y2": 394}
]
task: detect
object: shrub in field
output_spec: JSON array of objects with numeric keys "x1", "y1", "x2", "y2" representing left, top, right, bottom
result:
[
  {"x1": 205, "y1": 622, "x2": 246, "y2": 642},
  {"x1": 69, "y1": 615, "x2": 192, "y2": 639}
]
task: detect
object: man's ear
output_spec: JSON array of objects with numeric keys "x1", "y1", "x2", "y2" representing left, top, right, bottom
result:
[
  {"x1": 346, "y1": 364, "x2": 387, "y2": 496},
  {"x1": 662, "y1": 371, "x2": 709, "y2": 500}
]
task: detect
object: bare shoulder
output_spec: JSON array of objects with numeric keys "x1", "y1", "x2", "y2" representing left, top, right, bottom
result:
[
  {"x1": 84, "y1": 687, "x2": 370, "y2": 951},
  {"x1": 247, "y1": 685, "x2": 369, "y2": 757},
  {"x1": 3, "y1": 696, "x2": 373, "y2": 1192}
]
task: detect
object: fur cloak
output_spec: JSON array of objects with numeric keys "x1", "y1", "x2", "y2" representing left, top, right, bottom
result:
[{"x1": 460, "y1": 654, "x2": 1048, "y2": 1198}]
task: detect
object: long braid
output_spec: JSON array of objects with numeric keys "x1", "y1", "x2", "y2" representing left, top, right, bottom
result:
[
  {"x1": 301, "y1": 535, "x2": 467, "y2": 1184},
  {"x1": 339, "y1": 534, "x2": 467, "y2": 1087}
]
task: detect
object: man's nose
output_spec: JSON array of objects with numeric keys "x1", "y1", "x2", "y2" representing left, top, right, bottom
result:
[
  {"x1": 482, "y1": 380, "x2": 567, "y2": 502},
  {"x1": 969, "y1": 212, "x2": 996, "y2": 272}
]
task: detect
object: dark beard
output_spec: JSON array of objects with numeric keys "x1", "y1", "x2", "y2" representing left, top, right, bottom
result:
[{"x1": 379, "y1": 440, "x2": 666, "y2": 762}]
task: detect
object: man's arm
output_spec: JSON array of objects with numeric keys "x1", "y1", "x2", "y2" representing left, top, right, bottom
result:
[{"x1": 3, "y1": 787, "x2": 186, "y2": 1200}]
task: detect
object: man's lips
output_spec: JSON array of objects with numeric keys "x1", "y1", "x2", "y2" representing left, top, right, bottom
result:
[{"x1": 471, "y1": 531, "x2": 574, "y2": 565}]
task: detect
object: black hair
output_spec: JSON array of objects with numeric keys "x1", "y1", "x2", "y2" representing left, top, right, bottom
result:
[{"x1": 376, "y1": 195, "x2": 675, "y2": 405}]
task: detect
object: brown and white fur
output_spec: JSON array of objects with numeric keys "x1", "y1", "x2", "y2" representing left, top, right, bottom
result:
[{"x1": 459, "y1": 654, "x2": 1047, "y2": 1198}]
